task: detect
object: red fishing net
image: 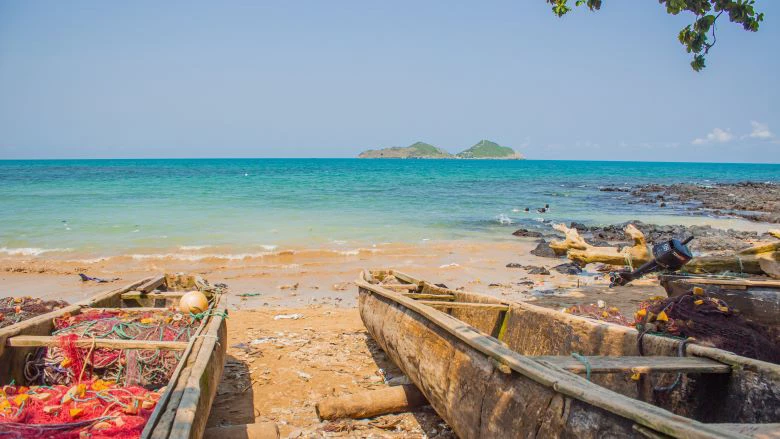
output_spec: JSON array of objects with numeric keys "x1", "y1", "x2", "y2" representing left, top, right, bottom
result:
[
  {"x1": 25, "y1": 309, "x2": 197, "y2": 388},
  {"x1": 0, "y1": 380, "x2": 161, "y2": 438}
]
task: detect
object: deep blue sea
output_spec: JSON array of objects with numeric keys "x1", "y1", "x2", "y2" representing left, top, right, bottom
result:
[{"x1": 1, "y1": 159, "x2": 778, "y2": 258}]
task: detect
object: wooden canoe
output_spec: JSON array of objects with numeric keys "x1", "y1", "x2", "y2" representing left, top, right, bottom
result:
[
  {"x1": 358, "y1": 269, "x2": 780, "y2": 439},
  {"x1": 0, "y1": 273, "x2": 228, "y2": 439},
  {"x1": 660, "y1": 274, "x2": 780, "y2": 330}
]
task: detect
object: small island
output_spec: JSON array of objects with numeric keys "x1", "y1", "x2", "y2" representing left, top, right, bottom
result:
[{"x1": 358, "y1": 140, "x2": 525, "y2": 159}]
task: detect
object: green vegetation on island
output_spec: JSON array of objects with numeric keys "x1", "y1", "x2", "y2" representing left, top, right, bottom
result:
[
  {"x1": 456, "y1": 140, "x2": 524, "y2": 159},
  {"x1": 358, "y1": 140, "x2": 524, "y2": 159},
  {"x1": 358, "y1": 142, "x2": 453, "y2": 159}
]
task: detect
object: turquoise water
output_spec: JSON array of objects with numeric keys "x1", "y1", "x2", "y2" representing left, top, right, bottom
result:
[{"x1": 0, "y1": 159, "x2": 778, "y2": 258}]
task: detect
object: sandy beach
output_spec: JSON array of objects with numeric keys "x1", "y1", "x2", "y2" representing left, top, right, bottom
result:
[{"x1": 0, "y1": 233, "x2": 711, "y2": 437}]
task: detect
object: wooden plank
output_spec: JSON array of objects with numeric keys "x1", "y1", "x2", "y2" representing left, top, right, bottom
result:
[
  {"x1": 122, "y1": 291, "x2": 189, "y2": 300},
  {"x1": 82, "y1": 307, "x2": 170, "y2": 313},
  {"x1": 7, "y1": 335, "x2": 188, "y2": 351},
  {"x1": 137, "y1": 275, "x2": 166, "y2": 292},
  {"x1": 143, "y1": 300, "x2": 214, "y2": 438},
  {"x1": 402, "y1": 293, "x2": 455, "y2": 301},
  {"x1": 379, "y1": 284, "x2": 418, "y2": 290},
  {"x1": 713, "y1": 423, "x2": 780, "y2": 438},
  {"x1": 532, "y1": 356, "x2": 731, "y2": 375},
  {"x1": 358, "y1": 270, "x2": 749, "y2": 439},
  {"x1": 417, "y1": 301, "x2": 509, "y2": 311},
  {"x1": 166, "y1": 299, "x2": 228, "y2": 438},
  {"x1": 389, "y1": 270, "x2": 423, "y2": 286},
  {"x1": 679, "y1": 277, "x2": 780, "y2": 288}
]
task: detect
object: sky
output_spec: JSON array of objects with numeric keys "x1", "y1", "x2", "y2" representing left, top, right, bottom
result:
[{"x1": 0, "y1": 1, "x2": 778, "y2": 162}]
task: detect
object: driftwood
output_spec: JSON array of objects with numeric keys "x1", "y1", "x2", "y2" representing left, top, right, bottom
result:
[
  {"x1": 686, "y1": 231, "x2": 780, "y2": 277},
  {"x1": 550, "y1": 223, "x2": 650, "y2": 267},
  {"x1": 315, "y1": 384, "x2": 427, "y2": 421}
]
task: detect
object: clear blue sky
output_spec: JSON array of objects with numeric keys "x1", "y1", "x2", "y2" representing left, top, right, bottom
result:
[{"x1": 0, "y1": 0, "x2": 778, "y2": 162}]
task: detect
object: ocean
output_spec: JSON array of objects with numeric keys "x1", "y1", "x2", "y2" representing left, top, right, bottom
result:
[{"x1": 1, "y1": 159, "x2": 778, "y2": 259}]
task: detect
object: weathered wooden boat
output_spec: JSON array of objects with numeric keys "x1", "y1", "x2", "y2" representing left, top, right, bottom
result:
[
  {"x1": 660, "y1": 274, "x2": 780, "y2": 330},
  {"x1": 358, "y1": 269, "x2": 780, "y2": 438},
  {"x1": 0, "y1": 273, "x2": 228, "y2": 439}
]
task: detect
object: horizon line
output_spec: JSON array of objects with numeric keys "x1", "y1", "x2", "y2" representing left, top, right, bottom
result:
[{"x1": 0, "y1": 157, "x2": 778, "y2": 165}]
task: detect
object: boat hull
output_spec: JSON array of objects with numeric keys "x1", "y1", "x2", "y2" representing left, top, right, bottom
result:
[{"x1": 358, "y1": 270, "x2": 780, "y2": 439}]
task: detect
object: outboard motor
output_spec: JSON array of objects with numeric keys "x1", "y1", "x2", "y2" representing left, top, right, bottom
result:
[{"x1": 610, "y1": 236, "x2": 694, "y2": 287}]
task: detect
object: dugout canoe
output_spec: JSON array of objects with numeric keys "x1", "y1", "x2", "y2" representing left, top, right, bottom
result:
[
  {"x1": 660, "y1": 274, "x2": 780, "y2": 331},
  {"x1": 358, "y1": 269, "x2": 780, "y2": 439},
  {"x1": 0, "y1": 273, "x2": 228, "y2": 439}
]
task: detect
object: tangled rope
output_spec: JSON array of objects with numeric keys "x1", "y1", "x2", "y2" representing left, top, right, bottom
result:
[
  {"x1": 0, "y1": 297, "x2": 69, "y2": 329},
  {"x1": 634, "y1": 291, "x2": 780, "y2": 363},
  {"x1": 24, "y1": 310, "x2": 198, "y2": 389}
]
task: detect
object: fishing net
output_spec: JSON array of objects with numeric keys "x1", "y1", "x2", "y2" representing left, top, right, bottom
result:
[
  {"x1": 0, "y1": 297, "x2": 69, "y2": 329},
  {"x1": 634, "y1": 292, "x2": 780, "y2": 363},
  {"x1": 24, "y1": 309, "x2": 199, "y2": 389},
  {"x1": 0, "y1": 380, "x2": 160, "y2": 438}
]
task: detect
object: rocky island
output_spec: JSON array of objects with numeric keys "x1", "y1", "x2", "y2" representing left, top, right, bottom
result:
[
  {"x1": 358, "y1": 142, "x2": 453, "y2": 159},
  {"x1": 358, "y1": 140, "x2": 524, "y2": 159}
]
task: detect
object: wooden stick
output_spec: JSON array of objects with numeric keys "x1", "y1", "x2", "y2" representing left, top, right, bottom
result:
[
  {"x1": 533, "y1": 356, "x2": 731, "y2": 374},
  {"x1": 379, "y1": 284, "x2": 418, "y2": 290},
  {"x1": 401, "y1": 293, "x2": 455, "y2": 301},
  {"x1": 121, "y1": 291, "x2": 190, "y2": 300},
  {"x1": 204, "y1": 422, "x2": 279, "y2": 439},
  {"x1": 80, "y1": 307, "x2": 171, "y2": 313},
  {"x1": 7, "y1": 335, "x2": 188, "y2": 351},
  {"x1": 315, "y1": 384, "x2": 428, "y2": 421},
  {"x1": 417, "y1": 301, "x2": 509, "y2": 311},
  {"x1": 136, "y1": 275, "x2": 166, "y2": 293}
]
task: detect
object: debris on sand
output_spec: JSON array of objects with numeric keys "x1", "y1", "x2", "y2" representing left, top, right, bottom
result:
[{"x1": 274, "y1": 313, "x2": 303, "y2": 320}]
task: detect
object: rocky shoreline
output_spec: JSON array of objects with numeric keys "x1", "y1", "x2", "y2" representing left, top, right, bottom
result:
[
  {"x1": 600, "y1": 181, "x2": 780, "y2": 223},
  {"x1": 515, "y1": 220, "x2": 770, "y2": 256}
]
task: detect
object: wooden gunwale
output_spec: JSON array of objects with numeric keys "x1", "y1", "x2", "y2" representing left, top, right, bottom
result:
[
  {"x1": 532, "y1": 355, "x2": 731, "y2": 374},
  {"x1": 0, "y1": 274, "x2": 226, "y2": 439},
  {"x1": 145, "y1": 294, "x2": 227, "y2": 439},
  {"x1": 357, "y1": 269, "x2": 778, "y2": 439},
  {"x1": 671, "y1": 277, "x2": 780, "y2": 288},
  {"x1": 6, "y1": 335, "x2": 188, "y2": 350}
]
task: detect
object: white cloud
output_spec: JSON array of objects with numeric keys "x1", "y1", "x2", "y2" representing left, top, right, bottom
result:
[
  {"x1": 748, "y1": 121, "x2": 774, "y2": 140},
  {"x1": 692, "y1": 128, "x2": 733, "y2": 145}
]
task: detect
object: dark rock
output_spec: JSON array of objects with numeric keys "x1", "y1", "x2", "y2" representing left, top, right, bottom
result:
[
  {"x1": 507, "y1": 263, "x2": 549, "y2": 275},
  {"x1": 530, "y1": 239, "x2": 557, "y2": 258},
  {"x1": 552, "y1": 263, "x2": 583, "y2": 275},
  {"x1": 512, "y1": 228, "x2": 543, "y2": 238},
  {"x1": 599, "y1": 186, "x2": 630, "y2": 192},
  {"x1": 621, "y1": 182, "x2": 780, "y2": 224},
  {"x1": 526, "y1": 266, "x2": 550, "y2": 275}
]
